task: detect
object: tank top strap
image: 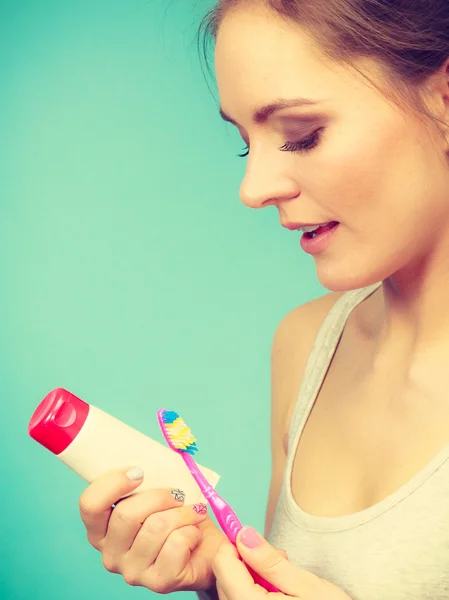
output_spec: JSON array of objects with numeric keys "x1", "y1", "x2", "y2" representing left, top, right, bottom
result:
[{"x1": 287, "y1": 282, "x2": 382, "y2": 452}]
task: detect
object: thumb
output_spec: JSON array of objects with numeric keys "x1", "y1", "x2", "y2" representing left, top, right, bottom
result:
[
  {"x1": 236, "y1": 526, "x2": 321, "y2": 597},
  {"x1": 236, "y1": 526, "x2": 288, "y2": 573}
]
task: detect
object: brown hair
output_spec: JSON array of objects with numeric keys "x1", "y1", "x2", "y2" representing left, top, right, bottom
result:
[{"x1": 198, "y1": 0, "x2": 449, "y2": 126}]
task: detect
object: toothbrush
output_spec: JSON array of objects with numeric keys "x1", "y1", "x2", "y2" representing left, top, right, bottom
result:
[{"x1": 157, "y1": 409, "x2": 280, "y2": 593}]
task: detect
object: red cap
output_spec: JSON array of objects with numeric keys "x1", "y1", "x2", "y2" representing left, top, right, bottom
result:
[{"x1": 28, "y1": 388, "x2": 90, "y2": 455}]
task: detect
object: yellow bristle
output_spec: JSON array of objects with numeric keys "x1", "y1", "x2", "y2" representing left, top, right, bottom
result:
[{"x1": 167, "y1": 417, "x2": 196, "y2": 448}]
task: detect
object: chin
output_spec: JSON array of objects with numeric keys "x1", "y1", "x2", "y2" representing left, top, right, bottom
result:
[{"x1": 314, "y1": 260, "x2": 386, "y2": 292}]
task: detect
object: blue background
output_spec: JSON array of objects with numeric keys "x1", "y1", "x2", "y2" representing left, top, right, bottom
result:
[{"x1": 1, "y1": 1, "x2": 324, "y2": 598}]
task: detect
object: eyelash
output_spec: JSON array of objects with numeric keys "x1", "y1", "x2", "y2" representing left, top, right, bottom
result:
[{"x1": 237, "y1": 128, "x2": 324, "y2": 158}]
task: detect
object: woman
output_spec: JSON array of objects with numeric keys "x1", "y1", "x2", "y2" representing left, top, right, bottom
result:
[{"x1": 78, "y1": 1, "x2": 449, "y2": 598}]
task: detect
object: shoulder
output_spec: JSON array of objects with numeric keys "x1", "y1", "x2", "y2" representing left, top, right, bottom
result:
[
  {"x1": 272, "y1": 290, "x2": 347, "y2": 368},
  {"x1": 264, "y1": 290, "x2": 347, "y2": 536},
  {"x1": 270, "y1": 290, "x2": 347, "y2": 445}
]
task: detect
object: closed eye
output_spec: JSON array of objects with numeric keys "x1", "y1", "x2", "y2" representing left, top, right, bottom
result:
[
  {"x1": 237, "y1": 127, "x2": 324, "y2": 158},
  {"x1": 279, "y1": 128, "x2": 324, "y2": 153}
]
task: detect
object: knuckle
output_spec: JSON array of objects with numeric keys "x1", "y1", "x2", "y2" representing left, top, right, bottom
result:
[
  {"x1": 213, "y1": 538, "x2": 228, "y2": 560},
  {"x1": 112, "y1": 505, "x2": 137, "y2": 527},
  {"x1": 211, "y1": 555, "x2": 218, "y2": 572},
  {"x1": 101, "y1": 554, "x2": 120, "y2": 574},
  {"x1": 78, "y1": 494, "x2": 97, "y2": 517},
  {"x1": 122, "y1": 569, "x2": 141, "y2": 587},
  {"x1": 211, "y1": 548, "x2": 222, "y2": 571},
  {"x1": 147, "y1": 576, "x2": 173, "y2": 595},
  {"x1": 142, "y1": 513, "x2": 167, "y2": 536},
  {"x1": 166, "y1": 528, "x2": 186, "y2": 546},
  {"x1": 86, "y1": 533, "x2": 101, "y2": 551},
  {"x1": 261, "y1": 552, "x2": 283, "y2": 573},
  {"x1": 170, "y1": 525, "x2": 201, "y2": 550}
]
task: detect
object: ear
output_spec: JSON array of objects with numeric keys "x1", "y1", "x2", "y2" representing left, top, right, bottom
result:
[
  {"x1": 442, "y1": 57, "x2": 449, "y2": 111},
  {"x1": 429, "y1": 58, "x2": 449, "y2": 119},
  {"x1": 422, "y1": 57, "x2": 449, "y2": 149},
  {"x1": 440, "y1": 58, "x2": 449, "y2": 150}
]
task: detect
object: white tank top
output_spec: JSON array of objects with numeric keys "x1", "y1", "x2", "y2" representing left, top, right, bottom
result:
[{"x1": 268, "y1": 282, "x2": 449, "y2": 599}]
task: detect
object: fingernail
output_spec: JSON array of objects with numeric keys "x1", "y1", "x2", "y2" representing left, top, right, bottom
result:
[
  {"x1": 192, "y1": 503, "x2": 207, "y2": 515},
  {"x1": 126, "y1": 467, "x2": 144, "y2": 480},
  {"x1": 239, "y1": 526, "x2": 262, "y2": 548},
  {"x1": 170, "y1": 489, "x2": 186, "y2": 501}
]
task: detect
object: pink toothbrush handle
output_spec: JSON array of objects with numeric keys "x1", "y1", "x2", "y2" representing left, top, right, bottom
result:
[
  {"x1": 208, "y1": 494, "x2": 280, "y2": 593},
  {"x1": 181, "y1": 454, "x2": 280, "y2": 593}
]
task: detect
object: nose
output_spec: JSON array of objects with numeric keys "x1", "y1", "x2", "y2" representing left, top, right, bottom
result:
[{"x1": 239, "y1": 152, "x2": 301, "y2": 209}]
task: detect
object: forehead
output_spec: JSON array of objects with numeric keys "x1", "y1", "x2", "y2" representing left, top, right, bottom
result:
[
  {"x1": 214, "y1": 6, "x2": 378, "y2": 118},
  {"x1": 215, "y1": 7, "x2": 333, "y2": 94}
]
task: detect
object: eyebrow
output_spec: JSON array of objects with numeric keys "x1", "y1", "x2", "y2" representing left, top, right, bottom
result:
[{"x1": 219, "y1": 98, "x2": 320, "y2": 126}]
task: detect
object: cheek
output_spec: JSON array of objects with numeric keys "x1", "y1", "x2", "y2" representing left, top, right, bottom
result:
[{"x1": 301, "y1": 117, "x2": 430, "y2": 227}]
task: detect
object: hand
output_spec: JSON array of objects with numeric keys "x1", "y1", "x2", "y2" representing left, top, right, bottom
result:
[
  {"x1": 79, "y1": 467, "x2": 224, "y2": 593},
  {"x1": 212, "y1": 526, "x2": 352, "y2": 599}
]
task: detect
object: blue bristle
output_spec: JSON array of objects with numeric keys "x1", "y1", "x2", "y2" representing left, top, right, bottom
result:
[
  {"x1": 162, "y1": 410, "x2": 179, "y2": 423},
  {"x1": 160, "y1": 409, "x2": 199, "y2": 455}
]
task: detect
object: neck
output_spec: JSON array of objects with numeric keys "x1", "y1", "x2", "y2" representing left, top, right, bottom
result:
[{"x1": 366, "y1": 242, "x2": 449, "y2": 386}]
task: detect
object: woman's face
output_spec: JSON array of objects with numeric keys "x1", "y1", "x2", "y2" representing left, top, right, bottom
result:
[{"x1": 214, "y1": 5, "x2": 449, "y2": 291}]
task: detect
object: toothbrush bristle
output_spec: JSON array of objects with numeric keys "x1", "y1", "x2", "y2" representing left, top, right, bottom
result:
[{"x1": 161, "y1": 410, "x2": 198, "y2": 455}]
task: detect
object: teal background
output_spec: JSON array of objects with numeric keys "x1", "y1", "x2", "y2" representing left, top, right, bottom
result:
[{"x1": 1, "y1": 1, "x2": 324, "y2": 598}]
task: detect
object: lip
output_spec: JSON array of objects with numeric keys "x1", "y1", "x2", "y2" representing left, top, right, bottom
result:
[
  {"x1": 300, "y1": 222, "x2": 340, "y2": 255},
  {"x1": 281, "y1": 220, "x2": 333, "y2": 231}
]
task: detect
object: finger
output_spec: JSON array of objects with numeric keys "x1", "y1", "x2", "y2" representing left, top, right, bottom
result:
[
  {"x1": 212, "y1": 538, "x2": 264, "y2": 598},
  {"x1": 79, "y1": 467, "x2": 145, "y2": 548},
  {"x1": 124, "y1": 503, "x2": 208, "y2": 574},
  {"x1": 237, "y1": 526, "x2": 320, "y2": 597},
  {"x1": 150, "y1": 525, "x2": 203, "y2": 586},
  {"x1": 102, "y1": 488, "x2": 190, "y2": 561},
  {"x1": 216, "y1": 581, "x2": 229, "y2": 600}
]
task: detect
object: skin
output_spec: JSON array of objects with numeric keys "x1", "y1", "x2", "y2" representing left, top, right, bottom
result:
[
  {"x1": 212, "y1": 4, "x2": 449, "y2": 596},
  {"x1": 212, "y1": 529, "x2": 352, "y2": 599},
  {"x1": 79, "y1": 469, "x2": 224, "y2": 594},
  {"x1": 215, "y1": 3, "x2": 449, "y2": 382},
  {"x1": 80, "y1": 4, "x2": 449, "y2": 599}
]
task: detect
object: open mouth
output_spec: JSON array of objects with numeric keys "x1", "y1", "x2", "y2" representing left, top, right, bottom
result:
[{"x1": 304, "y1": 221, "x2": 339, "y2": 239}]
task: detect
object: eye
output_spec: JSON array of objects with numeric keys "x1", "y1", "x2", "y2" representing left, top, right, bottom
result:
[
  {"x1": 280, "y1": 127, "x2": 324, "y2": 154},
  {"x1": 237, "y1": 127, "x2": 324, "y2": 158}
]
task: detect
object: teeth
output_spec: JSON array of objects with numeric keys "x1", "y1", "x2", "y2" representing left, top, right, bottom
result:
[{"x1": 299, "y1": 222, "x2": 330, "y2": 233}]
